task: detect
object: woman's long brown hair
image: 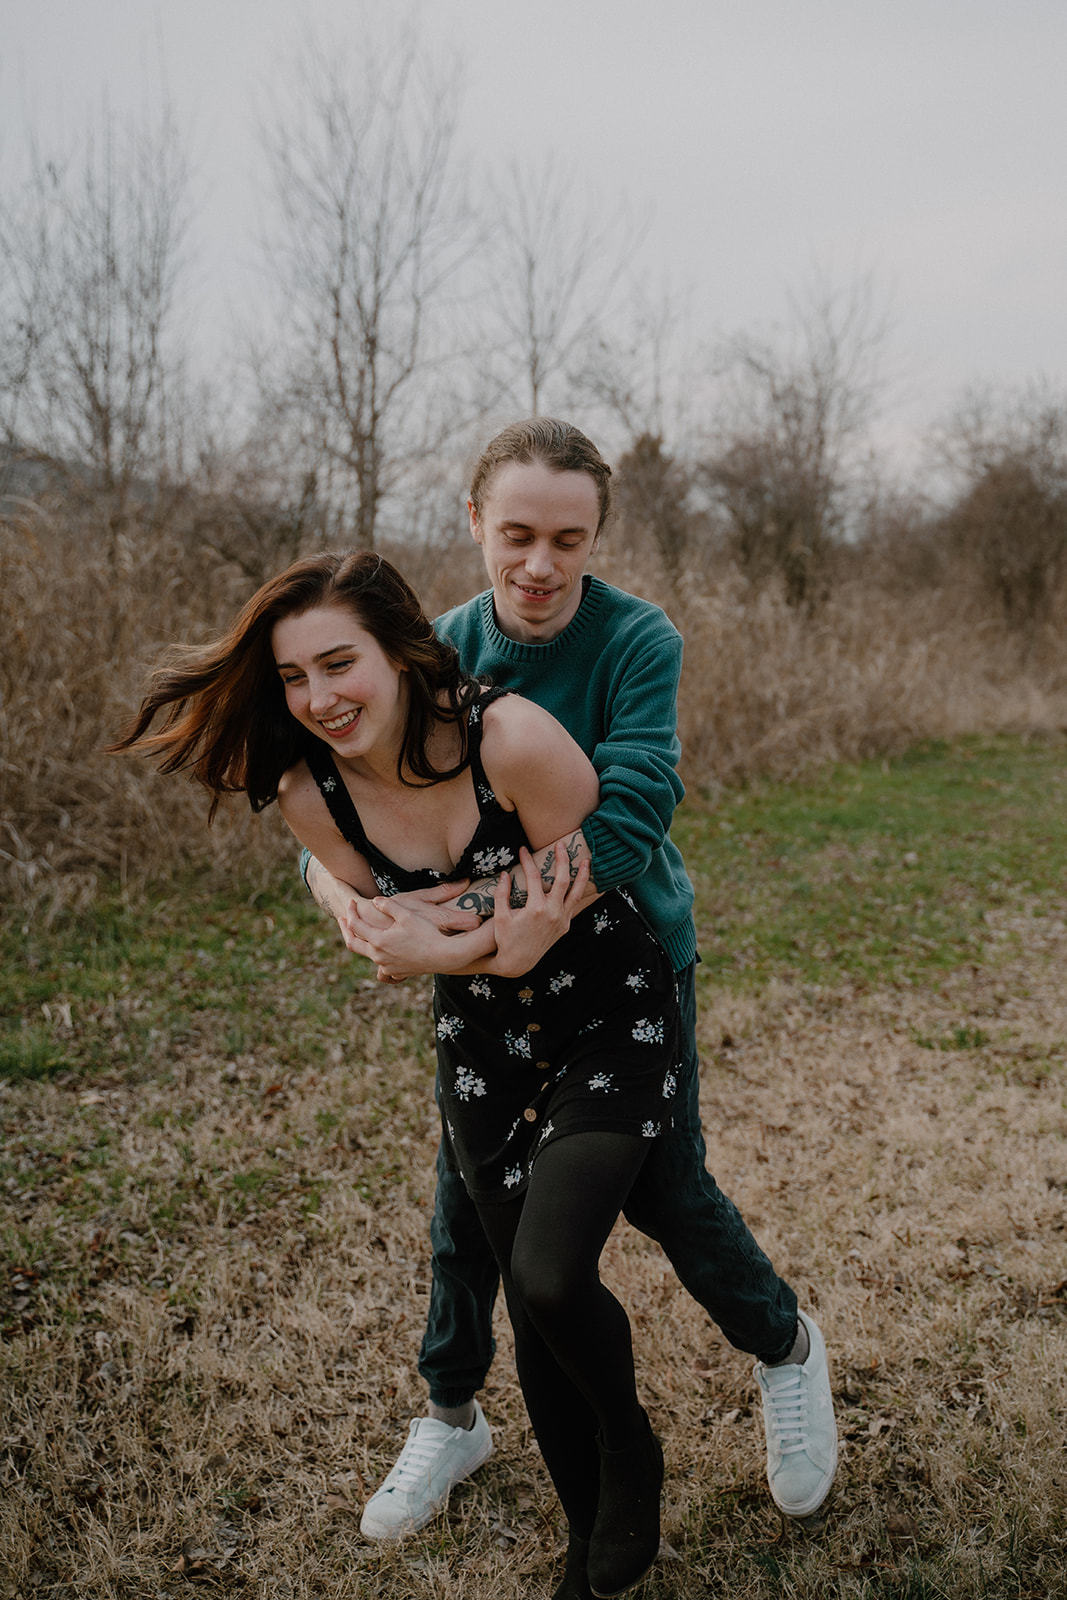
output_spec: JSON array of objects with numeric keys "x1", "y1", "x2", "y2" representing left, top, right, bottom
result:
[{"x1": 108, "y1": 552, "x2": 482, "y2": 819}]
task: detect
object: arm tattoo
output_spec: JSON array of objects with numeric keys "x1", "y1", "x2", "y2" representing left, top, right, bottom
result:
[
  {"x1": 456, "y1": 877, "x2": 528, "y2": 917},
  {"x1": 455, "y1": 885, "x2": 498, "y2": 919},
  {"x1": 457, "y1": 832, "x2": 585, "y2": 920},
  {"x1": 538, "y1": 834, "x2": 584, "y2": 891},
  {"x1": 563, "y1": 832, "x2": 585, "y2": 877}
]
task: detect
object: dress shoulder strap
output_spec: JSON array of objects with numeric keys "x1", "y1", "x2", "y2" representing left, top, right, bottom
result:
[
  {"x1": 303, "y1": 740, "x2": 373, "y2": 856},
  {"x1": 465, "y1": 687, "x2": 511, "y2": 808}
]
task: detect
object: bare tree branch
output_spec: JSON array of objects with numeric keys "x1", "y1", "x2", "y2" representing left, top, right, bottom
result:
[
  {"x1": 478, "y1": 157, "x2": 639, "y2": 417},
  {"x1": 259, "y1": 25, "x2": 470, "y2": 548},
  {"x1": 0, "y1": 103, "x2": 190, "y2": 542},
  {"x1": 702, "y1": 274, "x2": 890, "y2": 607}
]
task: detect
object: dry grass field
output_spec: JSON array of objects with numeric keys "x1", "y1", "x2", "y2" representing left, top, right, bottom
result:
[
  {"x1": 3, "y1": 740, "x2": 1067, "y2": 1600},
  {"x1": 4, "y1": 507, "x2": 1067, "y2": 1596}
]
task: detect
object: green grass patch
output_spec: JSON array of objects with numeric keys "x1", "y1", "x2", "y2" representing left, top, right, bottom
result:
[
  {"x1": 6, "y1": 735, "x2": 1067, "y2": 1088},
  {"x1": 1, "y1": 874, "x2": 374, "y2": 1083},
  {"x1": 676, "y1": 734, "x2": 1067, "y2": 992}
]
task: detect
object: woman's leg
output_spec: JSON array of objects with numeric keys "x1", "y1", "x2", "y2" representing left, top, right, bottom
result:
[{"x1": 475, "y1": 1131, "x2": 649, "y2": 1536}]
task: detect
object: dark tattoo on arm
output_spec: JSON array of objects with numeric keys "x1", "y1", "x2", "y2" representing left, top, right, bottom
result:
[
  {"x1": 538, "y1": 834, "x2": 584, "y2": 890},
  {"x1": 455, "y1": 884, "x2": 498, "y2": 918},
  {"x1": 455, "y1": 832, "x2": 586, "y2": 920},
  {"x1": 564, "y1": 832, "x2": 585, "y2": 877},
  {"x1": 456, "y1": 877, "x2": 529, "y2": 917}
]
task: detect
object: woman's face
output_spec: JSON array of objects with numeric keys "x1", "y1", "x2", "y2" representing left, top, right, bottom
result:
[{"x1": 272, "y1": 604, "x2": 408, "y2": 765}]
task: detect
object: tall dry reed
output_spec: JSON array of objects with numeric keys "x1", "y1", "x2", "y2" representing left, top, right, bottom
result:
[{"x1": 4, "y1": 503, "x2": 1067, "y2": 911}]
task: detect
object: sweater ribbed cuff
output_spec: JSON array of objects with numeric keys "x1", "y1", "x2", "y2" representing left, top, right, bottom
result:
[{"x1": 583, "y1": 813, "x2": 649, "y2": 893}]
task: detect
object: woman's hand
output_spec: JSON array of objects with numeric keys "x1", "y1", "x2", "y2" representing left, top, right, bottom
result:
[
  {"x1": 339, "y1": 881, "x2": 480, "y2": 955},
  {"x1": 488, "y1": 845, "x2": 592, "y2": 979},
  {"x1": 341, "y1": 893, "x2": 497, "y2": 981}
]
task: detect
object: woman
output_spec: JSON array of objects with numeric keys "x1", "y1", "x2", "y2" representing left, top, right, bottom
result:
[{"x1": 111, "y1": 550, "x2": 681, "y2": 1600}]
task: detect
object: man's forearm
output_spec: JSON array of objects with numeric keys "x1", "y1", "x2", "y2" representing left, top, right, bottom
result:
[{"x1": 452, "y1": 830, "x2": 593, "y2": 920}]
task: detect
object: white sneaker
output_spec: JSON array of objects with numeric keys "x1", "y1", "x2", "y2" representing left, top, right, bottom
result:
[
  {"x1": 755, "y1": 1311, "x2": 838, "y2": 1518},
  {"x1": 359, "y1": 1404, "x2": 493, "y2": 1540}
]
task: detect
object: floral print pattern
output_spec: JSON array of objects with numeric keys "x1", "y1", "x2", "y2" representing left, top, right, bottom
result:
[
  {"x1": 472, "y1": 844, "x2": 515, "y2": 876},
  {"x1": 453, "y1": 1065, "x2": 487, "y2": 1101},
  {"x1": 632, "y1": 1018, "x2": 665, "y2": 1045}
]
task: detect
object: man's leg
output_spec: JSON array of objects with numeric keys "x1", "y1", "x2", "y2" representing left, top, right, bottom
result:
[
  {"x1": 622, "y1": 963, "x2": 837, "y2": 1516},
  {"x1": 418, "y1": 1141, "x2": 501, "y2": 1408},
  {"x1": 622, "y1": 964, "x2": 797, "y2": 1355},
  {"x1": 360, "y1": 1139, "x2": 499, "y2": 1540}
]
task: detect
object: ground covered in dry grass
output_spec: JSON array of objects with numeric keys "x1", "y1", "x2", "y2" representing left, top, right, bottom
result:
[{"x1": 3, "y1": 740, "x2": 1066, "y2": 1599}]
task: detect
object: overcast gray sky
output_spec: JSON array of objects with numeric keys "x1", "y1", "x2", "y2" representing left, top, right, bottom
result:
[{"x1": 3, "y1": 0, "x2": 1065, "y2": 463}]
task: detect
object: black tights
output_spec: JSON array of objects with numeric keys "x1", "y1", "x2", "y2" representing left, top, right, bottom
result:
[{"x1": 474, "y1": 1131, "x2": 649, "y2": 1538}]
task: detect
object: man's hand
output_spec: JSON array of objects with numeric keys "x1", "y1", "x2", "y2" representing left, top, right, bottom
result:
[{"x1": 487, "y1": 845, "x2": 592, "y2": 978}]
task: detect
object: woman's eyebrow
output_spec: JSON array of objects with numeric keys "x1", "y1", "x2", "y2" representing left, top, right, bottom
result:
[{"x1": 275, "y1": 642, "x2": 358, "y2": 669}]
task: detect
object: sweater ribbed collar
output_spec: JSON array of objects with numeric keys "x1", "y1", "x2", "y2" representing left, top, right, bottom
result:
[{"x1": 476, "y1": 575, "x2": 608, "y2": 661}]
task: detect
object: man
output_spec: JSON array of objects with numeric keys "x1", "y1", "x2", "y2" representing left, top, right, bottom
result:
[{"x1": 304, "y1": 419, "x2": 837, "y2": 1546}]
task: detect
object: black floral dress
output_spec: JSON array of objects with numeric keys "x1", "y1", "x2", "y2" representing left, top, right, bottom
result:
[{"x1": 305, "y1": 690, "x2": 681, "y2": 1202}]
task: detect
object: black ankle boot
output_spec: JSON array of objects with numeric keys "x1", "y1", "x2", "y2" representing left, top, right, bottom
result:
[
  {"x1": 551, "y1": 1533, "x2": 594, "y2": 1600},
  {"x1": 587, "y1": 1412, "x2": 663, "y2": 1598}
]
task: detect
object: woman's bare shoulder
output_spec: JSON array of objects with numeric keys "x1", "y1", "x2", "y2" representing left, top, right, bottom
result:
[
  {"x1": 480, "y1": 691, "x2": 566, "y2": 748},
  {"x1": 277, "y1": 759, "x2": 319, "y2": 820},
  {"x1": 479, "y1": 693, "x2": 595, "y2": 807}
]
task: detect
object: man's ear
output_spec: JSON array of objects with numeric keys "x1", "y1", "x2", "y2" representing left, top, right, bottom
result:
[{"x1": 467, "y1": 498, "x2": 482, "y2": 543}]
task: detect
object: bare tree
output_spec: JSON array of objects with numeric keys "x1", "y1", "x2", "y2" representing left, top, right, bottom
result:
[
  {"x1": 573, "y1": 278, "x2": 701, "y2": 448},
  {"x1": 936, "y1": 383, "x2": 1067, "y2": 628},
  {"x1": 260, "y1": 27, "x2": 468, "y2": 549},
  {"x1": 613, "y1": 432, "x2": 695, "y2": 581},
  {"x1": 478, "y1": 157, "x2": 635, "y2": 417},
  {"x1": 0, "y1": 104, "x2": 190, "y2": 542},
  {"x1": 702, "y1": 275, "x2": 889, "y2": 607}
]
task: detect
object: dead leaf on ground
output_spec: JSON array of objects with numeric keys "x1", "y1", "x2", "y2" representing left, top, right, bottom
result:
[{"x1": 887, "y1": 1510, "x2": 919, "y2": 1545}]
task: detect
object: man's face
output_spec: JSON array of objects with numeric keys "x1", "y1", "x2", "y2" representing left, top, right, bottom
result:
[{"x1": 468, "y1": 460, "x2": 601, "y2": 644}]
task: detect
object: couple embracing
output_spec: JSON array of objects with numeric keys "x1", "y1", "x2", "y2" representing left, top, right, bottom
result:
[{"x1": 116, "y1": 419, "x2": 837, "y2": 1599}]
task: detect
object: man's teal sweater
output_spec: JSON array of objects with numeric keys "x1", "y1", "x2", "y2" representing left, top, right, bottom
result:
[{"x1": 436, "y1": 576, "x2": 697, "y2": 974}]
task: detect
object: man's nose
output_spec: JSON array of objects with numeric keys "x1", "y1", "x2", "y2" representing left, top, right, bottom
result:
[{"x1": 524, "y1": 542, "x2": 554, "y2": 579}]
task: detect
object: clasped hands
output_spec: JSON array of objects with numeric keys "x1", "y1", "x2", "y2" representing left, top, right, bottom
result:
[{"x1": 338, "y1": 843, "x2": 592, "y2": 982}]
